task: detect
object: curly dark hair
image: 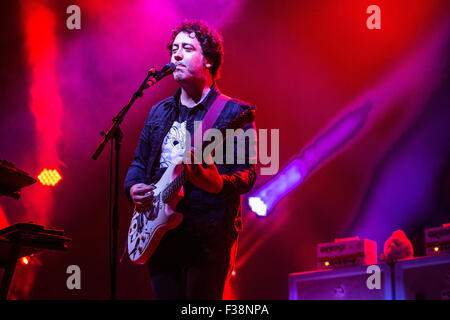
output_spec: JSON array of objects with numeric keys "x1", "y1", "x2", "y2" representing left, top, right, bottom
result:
[{"x1": 167, "y1": 20, "x2": 224, "y2": 79}]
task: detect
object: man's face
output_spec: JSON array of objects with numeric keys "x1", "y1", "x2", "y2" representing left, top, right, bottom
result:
[{"x1": 170, "y1": 31, "x2": 211, "y2": 82}]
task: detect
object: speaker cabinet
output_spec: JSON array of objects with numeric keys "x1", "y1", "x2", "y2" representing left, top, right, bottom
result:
[
  {"x1": 289, "y1": 263, "x2": 393, "y2": 300},
  {"x1": 394, "y1": 254, "x2": 450, "y2": 300}
]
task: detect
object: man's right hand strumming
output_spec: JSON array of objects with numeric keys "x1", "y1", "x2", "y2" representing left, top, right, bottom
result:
[{"x1": 130, "y1": 183, "x2": 156, "y2": 212}]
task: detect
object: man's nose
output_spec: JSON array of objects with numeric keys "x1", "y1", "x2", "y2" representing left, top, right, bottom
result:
[{"x1": 173, "y1": 48, "x2": 183, "y2": 61}]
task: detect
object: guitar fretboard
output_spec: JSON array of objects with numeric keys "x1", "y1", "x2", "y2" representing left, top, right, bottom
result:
[{"x1": 161, "y1": 168, "x2": 186, "y2": 203}]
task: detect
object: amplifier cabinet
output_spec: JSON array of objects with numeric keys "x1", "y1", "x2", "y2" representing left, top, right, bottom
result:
[
  {"x1": 393, "y1": 254, "x2": 450, "y2": 300},
  {"x1": 288, "y1": 264, "x2": 392, "y2": 300}
]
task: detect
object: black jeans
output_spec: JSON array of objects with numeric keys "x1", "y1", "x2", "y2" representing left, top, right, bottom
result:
[
  {"x1": 147, "y1": 225, "x2": 232, "y2": 300},
  {"x1": 150, "y1": 261, "x2": 230, "y2": 300}
]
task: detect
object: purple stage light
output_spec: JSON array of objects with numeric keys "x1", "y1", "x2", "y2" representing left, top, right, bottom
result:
[
  {"x1": 248, "y1": 158, "x2": 305, "y2": 216},
  {"x1": 248, "y1": 102, "x2": 371, "y2": 216}
]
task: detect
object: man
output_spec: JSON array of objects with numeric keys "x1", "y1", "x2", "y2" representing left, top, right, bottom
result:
[{"x1": 124, "y1": 20, "x2": 257, "y2": 300}]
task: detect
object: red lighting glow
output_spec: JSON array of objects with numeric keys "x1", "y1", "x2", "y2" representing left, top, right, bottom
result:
[
  {"x1": 37, "y1": 169, "x2": 62, "y2": 186},
  {"x1": 21, "y1": 0, "x2": 63, "y2": 224}
]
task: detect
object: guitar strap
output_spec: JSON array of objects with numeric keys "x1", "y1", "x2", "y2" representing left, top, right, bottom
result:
[{"x1": 190, "y1": 93, "x2": 230, "y2": 147}]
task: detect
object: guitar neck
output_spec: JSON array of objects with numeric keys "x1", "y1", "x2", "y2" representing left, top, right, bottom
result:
[{"x1": 160, "y1": 167, "x2": 187, "y2": 203}]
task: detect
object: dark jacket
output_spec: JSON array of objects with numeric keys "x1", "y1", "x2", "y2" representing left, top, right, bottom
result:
[{"x1": 124, "y1": 84, "x2": 257, "y2": 262}]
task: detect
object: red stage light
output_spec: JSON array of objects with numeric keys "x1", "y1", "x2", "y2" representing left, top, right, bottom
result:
[{"x1": 37, "y1": 169, "x2": 62, "y2": 186}]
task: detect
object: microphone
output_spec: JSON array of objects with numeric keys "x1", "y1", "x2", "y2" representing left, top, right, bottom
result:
[
  {"x1": 145, "y1": 62, "x2": 176, "y2": 87},
  {"x1": 157, "y1": 62, "x2": 176, "y2": 78}
]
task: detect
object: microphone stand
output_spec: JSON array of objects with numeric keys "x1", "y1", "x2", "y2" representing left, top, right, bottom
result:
[{"x1": 92, "y1": 67, "x2": 159, "y2": 300}]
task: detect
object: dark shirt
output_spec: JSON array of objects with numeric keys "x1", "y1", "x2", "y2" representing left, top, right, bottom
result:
[{"x1": 124, "y1": 84, "x2": 257, "y2": 264}]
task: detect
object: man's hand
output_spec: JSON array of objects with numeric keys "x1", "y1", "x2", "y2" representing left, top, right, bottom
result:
[
  {"x1": 130, "y1": 183, "x2": 156, "y2": 212},
  {"x1": 183, "y1": 149, "x2": 224, "y2": 194}
]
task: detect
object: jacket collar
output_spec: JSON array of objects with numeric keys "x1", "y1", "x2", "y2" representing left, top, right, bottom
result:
[{"x1": 172, "y1": 81, "x2": 220, "y2": 111}]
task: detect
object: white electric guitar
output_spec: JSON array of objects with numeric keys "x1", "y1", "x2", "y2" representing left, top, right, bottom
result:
[{"x1": 127, "y1": 107, "x2": 255, "y2": 264}]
